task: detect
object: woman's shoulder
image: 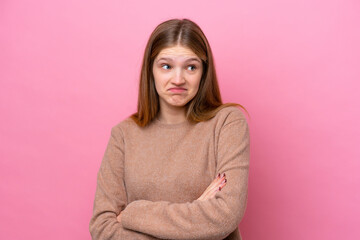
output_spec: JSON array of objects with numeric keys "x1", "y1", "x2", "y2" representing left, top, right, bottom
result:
[
  {"x1": 109, "y1": 107, "x2": 248, "y2": 133},
  {"x1": 215, "y1": 105, "x2": 248, "y2": 124},
  {"x1": 212, "y1": 106, "x2": 249, "y2": 136},
  {"x1": 110, "y1": 115, "x2": 139, "y2": 134}
]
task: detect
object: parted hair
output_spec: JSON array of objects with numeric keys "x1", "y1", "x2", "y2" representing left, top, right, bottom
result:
[{"x1": 131, "y1": 18, "x2": 249, "y2": 127}]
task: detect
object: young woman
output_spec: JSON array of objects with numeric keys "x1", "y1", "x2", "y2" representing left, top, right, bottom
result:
[{"x1": 89, "y1": 18, "x2": 250, "y2": 240}]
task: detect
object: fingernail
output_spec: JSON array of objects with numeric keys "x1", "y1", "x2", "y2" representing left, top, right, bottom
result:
[
  {"x1": 222, "y1": 173, "x2": 226, "y2": 178},
  {"x1": 219, "y1": 186, "x2": 221, "y2": 191},
  {"x1": 217, "y1": 173, "x2": 221, "y2": 178},
  {"x1": 224, "y1": 178, "x2": 227, "y2": 183}
]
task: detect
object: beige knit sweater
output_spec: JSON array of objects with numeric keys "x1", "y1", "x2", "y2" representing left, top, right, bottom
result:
[{"x1": 89, "y1": 106, "x2": 250, "y2": 240}]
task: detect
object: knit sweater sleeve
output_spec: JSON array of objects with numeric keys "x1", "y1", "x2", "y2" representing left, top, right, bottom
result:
[
  {"x1": 120, "y1": 116, "x2": 250, "y2": 240},
  {"x1": 89, "y1": 125, "x2": 159, "y2": 240}
]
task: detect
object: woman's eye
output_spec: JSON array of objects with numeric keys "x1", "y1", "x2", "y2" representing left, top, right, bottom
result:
[
  {"x1": 161, "y1": 64, "x2": 171, "y2": 70},
  {"x1": 188, "y1": 65, "x2": 197, "y2": 71}
]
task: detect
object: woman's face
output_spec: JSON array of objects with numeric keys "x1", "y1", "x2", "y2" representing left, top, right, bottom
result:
[{"x1": 152, "y1": 45, "x2": 203, "y2": 110}]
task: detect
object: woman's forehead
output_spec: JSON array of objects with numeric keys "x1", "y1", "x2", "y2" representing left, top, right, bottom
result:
[{"x1": 156, "y1": 45, "x2": 199, "y2": 60}]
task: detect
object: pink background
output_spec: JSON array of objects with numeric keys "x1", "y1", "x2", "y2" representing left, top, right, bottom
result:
[{"x1": 1, "y1": 0, "x2": 359, "y2": 239}]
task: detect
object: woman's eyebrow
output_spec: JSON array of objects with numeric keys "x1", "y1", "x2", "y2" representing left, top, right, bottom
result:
[{"x1": 156, "y1": 57, "x2": 201, "y2": 63}]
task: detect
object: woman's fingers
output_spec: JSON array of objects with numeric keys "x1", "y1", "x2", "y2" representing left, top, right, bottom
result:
[
  {"x1": 206, "y1": 179, "x2": 227, "y2": 199},
  {"x1": 211, "y1": 173, "x2": 226, "y2": 192},
  {"x1": 197, "y1": 173, "x2": 227, "y2": 201},
  {"x1": 202, "y1": 173, "x2": 225, "y2": 197},
  {"x1": 212, "y1": 176, "x2": 227, "y2": 193},
  {"x1": 218, "y1": 177, "x2": 227, "y2": 191}
]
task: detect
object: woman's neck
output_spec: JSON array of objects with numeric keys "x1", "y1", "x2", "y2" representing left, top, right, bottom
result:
[{"x1": 157, "y1": 103, "x2": 187, "y2": 124}]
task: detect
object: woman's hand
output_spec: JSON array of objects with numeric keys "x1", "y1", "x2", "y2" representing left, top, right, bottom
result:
[
  {"x1": 197, "y1": 173, "x2": 227, "y2": 201},
  {"x1": 116, "y1": 212, "x2": 122, "y2": 223}
]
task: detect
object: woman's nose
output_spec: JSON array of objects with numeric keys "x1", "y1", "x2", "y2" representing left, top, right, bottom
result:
[{"x1": 171, "y1": 68, "x2": 185, "y2": 85}]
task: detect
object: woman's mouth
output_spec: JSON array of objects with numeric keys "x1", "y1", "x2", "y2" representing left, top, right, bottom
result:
[{"x1": 169, "y1": 87, "x2": 187, "y2": 93}]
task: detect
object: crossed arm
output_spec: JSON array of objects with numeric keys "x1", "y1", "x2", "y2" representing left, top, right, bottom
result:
[
  {"x1": 89, "y1": 126, "x2": 159, "y2": 239},
  {"x1": 89, "y1": 117, "x2": 250, "y2": 240}
]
